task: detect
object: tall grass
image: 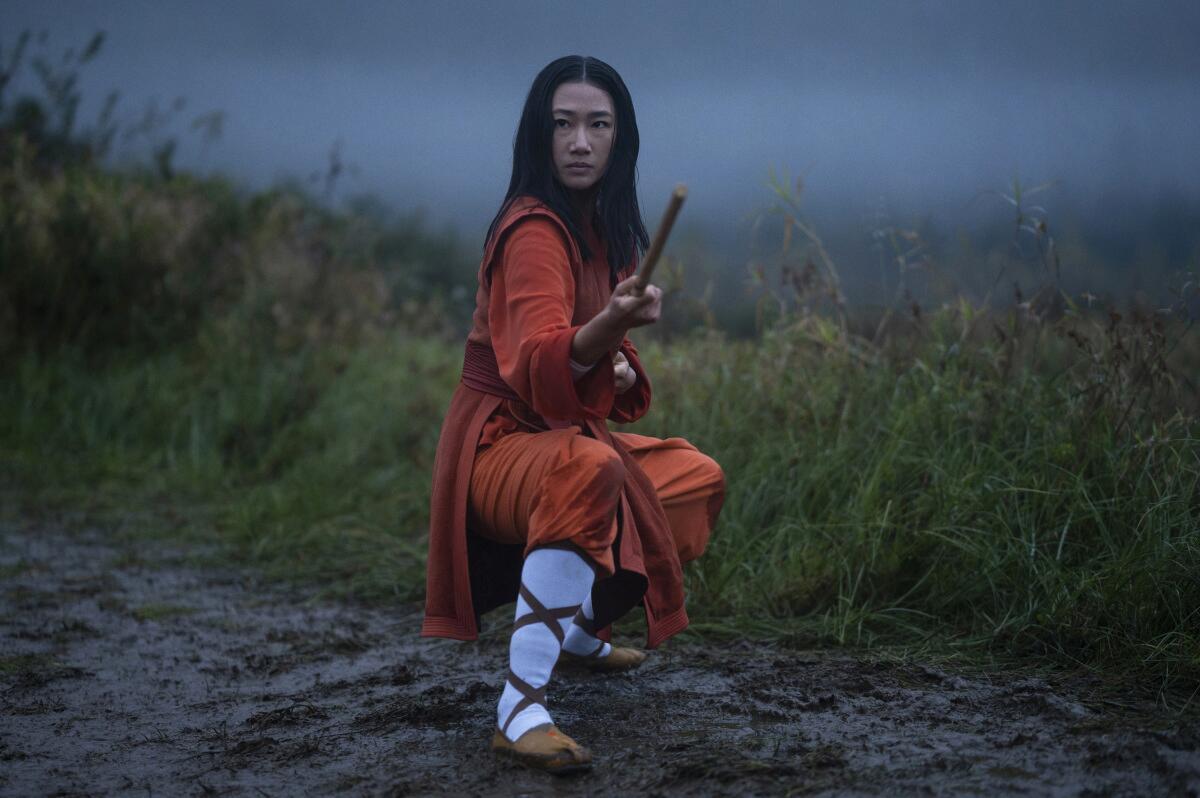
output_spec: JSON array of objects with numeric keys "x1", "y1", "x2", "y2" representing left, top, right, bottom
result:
[
  {"x1": 638, "y1": 319, "x2": 1199, "y2": 688},
  {"x1": 5, "y1": 309, "x2": 1197, "y2": 689},
  {"x1": 2, "y1": 337, "x2": 460, "y2": 597}
]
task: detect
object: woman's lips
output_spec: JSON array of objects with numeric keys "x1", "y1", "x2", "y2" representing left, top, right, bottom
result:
[{"x1": 567, "y1": 164, "x2": 592, "y2": 170}]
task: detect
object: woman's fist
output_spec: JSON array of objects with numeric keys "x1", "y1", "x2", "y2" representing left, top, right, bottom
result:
[
  {"x1": 606, "y1": 275, "x2": 662, "y2": 330},
  {"x1": 572, "y1": 277, "x2": 663, "y2": 367}
]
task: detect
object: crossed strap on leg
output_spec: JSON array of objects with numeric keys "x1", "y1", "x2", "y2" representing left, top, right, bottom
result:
[
  {"x1": 500, "y1": 583, "x2": 581, "y2": 737},
  {"x1": 570, "y1": 611, "x2": 607, "y2": 658}
]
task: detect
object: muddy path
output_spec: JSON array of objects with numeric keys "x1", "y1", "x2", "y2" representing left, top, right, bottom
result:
[{"x1": 1, "y1": 519, "x2": 1198, "y2": 797}]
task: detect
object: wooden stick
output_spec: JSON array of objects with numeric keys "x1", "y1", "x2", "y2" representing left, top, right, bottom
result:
[{"x1": 634, "y1": 184, "x2": 687, "y2": 291}]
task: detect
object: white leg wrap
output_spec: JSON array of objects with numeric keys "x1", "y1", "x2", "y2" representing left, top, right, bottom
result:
[
  {"x1": 496, "y1": 547, "x2": 595, "y2": 742},
  {"x1": 561, "y1": 591, "x2": 612, "y2": 659}
]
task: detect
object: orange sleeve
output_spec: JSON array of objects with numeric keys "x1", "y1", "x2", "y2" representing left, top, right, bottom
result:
[{"x1": 489, "y1": 217, "x2": 616, "y2": 422}]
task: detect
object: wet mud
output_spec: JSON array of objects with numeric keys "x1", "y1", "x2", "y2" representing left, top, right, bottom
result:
[{"x1": 2, "y1": 519, "x2": 1198, "y2": 797}]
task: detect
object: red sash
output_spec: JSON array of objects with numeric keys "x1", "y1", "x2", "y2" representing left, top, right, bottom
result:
[
  {"x1": 460, "y1": 339, "x2": 573, "y2": 430},
  {"x1": 461, "y1": 339, "x2": 521, "y2": 401}
]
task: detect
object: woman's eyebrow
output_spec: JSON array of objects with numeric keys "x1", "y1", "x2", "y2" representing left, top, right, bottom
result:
[{"x1": 552, "y1": 108, "x2": 614, "y2": 119}]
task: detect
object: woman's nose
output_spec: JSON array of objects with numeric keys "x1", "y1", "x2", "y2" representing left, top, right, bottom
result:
[{"x1": 570, "y1": 127, "x2": 591, "y2": 152}]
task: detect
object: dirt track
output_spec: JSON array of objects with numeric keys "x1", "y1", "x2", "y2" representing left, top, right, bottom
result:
[{"x1": 2, "y1": 519, "x2": 1198, "y2": 797}]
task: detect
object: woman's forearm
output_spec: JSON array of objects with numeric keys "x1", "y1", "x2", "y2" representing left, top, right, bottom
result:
[{"x1": 570, "y1": 308, "x2": 626, "y2": 366}]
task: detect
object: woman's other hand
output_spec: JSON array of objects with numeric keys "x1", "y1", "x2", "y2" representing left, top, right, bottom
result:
[{"x1": 613, "y1": 350, "x2": 636, "y2": 393}]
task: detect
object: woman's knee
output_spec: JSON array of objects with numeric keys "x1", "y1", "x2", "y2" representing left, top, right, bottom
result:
[
  {"x1": 564, "y1": 436, "x2": 627, "y2": 496},
  {"x1": 683, "y1": 449, "x2": 726, "y2": 501}
]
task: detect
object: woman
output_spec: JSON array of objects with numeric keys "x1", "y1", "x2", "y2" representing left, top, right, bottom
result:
[{"x1": 421, "y1": 55, "x2": 725, "y2": 771}]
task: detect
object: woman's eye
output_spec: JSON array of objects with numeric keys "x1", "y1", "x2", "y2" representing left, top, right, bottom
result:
[
  {"x1": 555, "y1": 119, "x2": 569, "y2": 128},
  {"x1": 593, "y1": 121, "x2": 610, "y2": 128}
]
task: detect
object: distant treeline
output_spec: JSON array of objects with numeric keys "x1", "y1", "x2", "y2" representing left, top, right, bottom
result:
[
  {"x1": 0, "y1": 32, "x2": 486, "y2": 358},
  {"x1": 3, "y1": 30, "x2": 1197, "y2": 349}
]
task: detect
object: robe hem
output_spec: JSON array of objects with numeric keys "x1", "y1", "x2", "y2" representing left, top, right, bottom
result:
[
  {"x1": 420, "y1": 616, "x2": 478, "y2": 641},
  {"x1": 645, "y1": 605, "x2": 689, "y2": 649}
]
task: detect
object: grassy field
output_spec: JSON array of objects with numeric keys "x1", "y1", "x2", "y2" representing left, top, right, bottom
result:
[
  {"x1": 3, "y1": 70, "x2": 1199, "y2": 698},
  {"x1": 4, "y1": 309, "x2": 1198, "y2": 695}
]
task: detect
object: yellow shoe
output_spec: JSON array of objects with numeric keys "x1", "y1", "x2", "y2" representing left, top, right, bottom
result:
[
  {"x1": 491, "y1": 724, "x2": 592, "y2": 773},
  {"x1": 559, "y1": 645, "x2": 647, "y2": 673}
]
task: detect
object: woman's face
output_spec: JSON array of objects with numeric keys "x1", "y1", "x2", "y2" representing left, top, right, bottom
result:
[{"x1": 550, "y1": 81, "x2": 615, "y2": 194}]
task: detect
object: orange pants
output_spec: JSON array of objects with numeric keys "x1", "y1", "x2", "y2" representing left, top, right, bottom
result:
[{"x1": 468, "y1": 429, "x2": 725, "y2": 574}]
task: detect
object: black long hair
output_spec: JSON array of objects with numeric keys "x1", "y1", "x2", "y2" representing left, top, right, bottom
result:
[{"x1": 484, "y1": 55, "x2": 649, "y2": 280}]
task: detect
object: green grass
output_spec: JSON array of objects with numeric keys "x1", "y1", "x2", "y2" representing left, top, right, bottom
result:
[
  {"x1": 3, "y1": 311, "x2": 1197, "y2": 692},
  {"x1": 0, "y1": 653, "x2": 56, "y2": 675},
  {"x1": 636, "y1": 317, "x2": 1200, "y2": 692},
  {"x1": 2, "y1": 334, "x2": 458, "y2": 602},
  {"x1": 0, "y1": 559, "x2": 39, "y2": 579},
  {"x1": 130, "y1": 603, "x2": 197, "y2": 622}
]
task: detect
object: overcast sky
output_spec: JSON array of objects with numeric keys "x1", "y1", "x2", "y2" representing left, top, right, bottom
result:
[{"x1": 6, "y1": 0, "x2": 1199, "y2": 241}]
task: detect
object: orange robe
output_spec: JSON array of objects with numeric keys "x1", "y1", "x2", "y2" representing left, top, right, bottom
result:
[{"x1": 421, "y1": 196, "x2": 724, "y2": 648}]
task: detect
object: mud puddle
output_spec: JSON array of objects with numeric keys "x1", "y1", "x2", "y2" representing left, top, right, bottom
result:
[{"x1": 2, "y1": 519, "x2": 1198, "y2": 796}]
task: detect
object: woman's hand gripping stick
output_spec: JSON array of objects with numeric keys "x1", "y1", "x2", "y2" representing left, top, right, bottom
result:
[{"x1": 571, "y1": 186, "x2": 688, "y2": 370}]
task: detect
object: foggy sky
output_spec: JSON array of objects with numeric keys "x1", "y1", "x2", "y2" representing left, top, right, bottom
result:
[{"x1": 5, "y1": 0, "x2": 1200, "y2": 241}]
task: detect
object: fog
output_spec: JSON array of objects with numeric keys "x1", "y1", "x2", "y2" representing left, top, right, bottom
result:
[{"x1": 6, "y1": 0, "x2": 1200, "y2": 250}]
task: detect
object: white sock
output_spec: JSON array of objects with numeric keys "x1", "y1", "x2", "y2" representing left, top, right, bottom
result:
[
  {"x1": 497, "y1": 547, "x2": 596, "y2": 742},
  {"x1": 561, "y1": 592, "x2": 612, "y2": 659}
]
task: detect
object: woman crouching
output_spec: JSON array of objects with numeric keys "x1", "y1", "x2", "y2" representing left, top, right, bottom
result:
[{"x1": 421, "y1": 54, "x2": 726, "y2": 772}]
